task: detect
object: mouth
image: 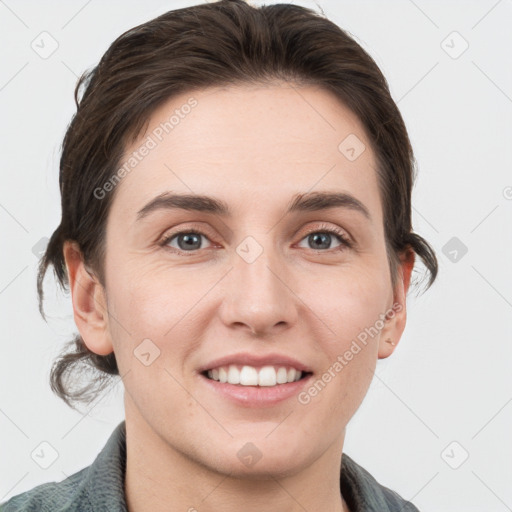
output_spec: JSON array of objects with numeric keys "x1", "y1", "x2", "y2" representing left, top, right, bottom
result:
[
  {"x1": 201, "y1": 364, "x2": 313, "y2": 387},
  {"x1": 197, "y1": 353, "x2": 314, "y2": 406}
]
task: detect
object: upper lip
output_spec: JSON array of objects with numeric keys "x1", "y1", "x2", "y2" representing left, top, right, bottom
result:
[{"x1": 198, "y1": 352, "x2": 313, "y2": 374}]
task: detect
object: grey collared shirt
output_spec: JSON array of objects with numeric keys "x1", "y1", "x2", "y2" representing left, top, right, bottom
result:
[{"x1": 0, "y1": 421, "x2": 420, "y2": 511}]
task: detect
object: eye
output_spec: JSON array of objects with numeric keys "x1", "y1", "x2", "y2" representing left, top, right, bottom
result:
[
  {"x1": 161, "y1": 229, "x2": 213, "y2": 253},
  {"x1": 296, "y1": 225, "x2": 352, "y2": 252},
  {"x1": 160, "y1": 224, "x2": 353, "y2": 255}
]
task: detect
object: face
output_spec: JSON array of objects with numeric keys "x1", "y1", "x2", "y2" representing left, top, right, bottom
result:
[{"x1": 70, "y1": 83, "x2": 411, "y2": 478}]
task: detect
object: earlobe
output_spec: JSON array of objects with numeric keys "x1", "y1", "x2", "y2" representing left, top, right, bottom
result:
[
  {"x1": 63, "y1": 241, "x2": 114, "y2": 356},
  {"x1": 378, "y1": 248, "x2": 415, "y2": 359}
]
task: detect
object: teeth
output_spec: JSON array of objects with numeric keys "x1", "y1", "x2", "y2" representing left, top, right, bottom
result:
[
  {"x1": 276, "y1": 367, "x2": 288, "y2": 384},
  {"x1": 240, "y1": 365, "x2": 259, "y2": 385},
  {"x1": 206, "y1": 365, "x2": 304, "y2": 386},
  {"x1": 258, "y1": 366, "x2": 276, "y2": 386},
  {"x1": 227, "y1": 365, "x2": 240, "y2": 384}
]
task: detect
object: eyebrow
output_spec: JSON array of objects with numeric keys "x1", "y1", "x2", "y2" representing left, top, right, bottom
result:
[{"x1": 136, "y1": 190, "x2": 371, "y2": 221}]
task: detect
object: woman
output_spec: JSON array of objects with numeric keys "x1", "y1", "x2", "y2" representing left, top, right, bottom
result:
[{"x1": 1, "y1": 0, "x2": 437, "y2": 510}]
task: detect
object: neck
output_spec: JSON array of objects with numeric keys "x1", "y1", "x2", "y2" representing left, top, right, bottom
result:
[{"x1": 123, "y1": 406, "x2": 350, "y2": 512}]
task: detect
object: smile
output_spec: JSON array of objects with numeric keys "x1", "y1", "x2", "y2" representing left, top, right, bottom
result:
[{"x1": 204, "y1": 365, "x2": 309, "y2": 387}]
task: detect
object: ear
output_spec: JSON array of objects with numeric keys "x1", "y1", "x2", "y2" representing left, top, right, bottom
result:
[
  {"x1": 63, "y1": 241, "x2": 114, "y2": 356},
  {"x1": 378, "y1": 248, "x2": 415, "y2": 359}
]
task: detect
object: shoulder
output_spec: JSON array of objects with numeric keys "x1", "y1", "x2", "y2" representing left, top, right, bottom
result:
[
  {"x1": 341, "y1": 453, "x2": 421, "y2": 512},
  {"x1": 0, "y1": 467, "x2": 92, "y2": 512},
  {"x1": 0, "y1": 421, "x2": 127, "y2": 512}
]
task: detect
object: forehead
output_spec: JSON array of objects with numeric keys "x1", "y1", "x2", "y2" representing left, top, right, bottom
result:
[{"x1": 111, "y1": 83, "x2": 380, "y2": 220}]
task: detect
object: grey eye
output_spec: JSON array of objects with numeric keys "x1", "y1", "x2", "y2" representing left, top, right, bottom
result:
[
  {"x1": 166, "y1": 232, "x2": 210, "y2": 251},
  {"x1": 297, "y1": 231, "x2": 344, "y2": 251}
]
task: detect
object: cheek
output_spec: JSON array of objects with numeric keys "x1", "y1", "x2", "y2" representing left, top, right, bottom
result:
[
  {"x1": 302, "y1": 264, "x2": 390, "y2": 346},
  {"x1": 108, "y1": 259, "x2": 203, "y2": 331},
  {"x1": 308, "y1": 269, "x2": 389, "y2": 415},
  {"x1": 105, "y1": 259, "x2": 218, "y2": 373},
  {"x1": 104, "y1": 264, "x2": 202, "y2": 415}
]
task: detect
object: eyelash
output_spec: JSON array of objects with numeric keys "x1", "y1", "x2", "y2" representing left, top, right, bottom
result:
[{"x1": 159, "y1": 223, "x2": 353, "y2": 256}]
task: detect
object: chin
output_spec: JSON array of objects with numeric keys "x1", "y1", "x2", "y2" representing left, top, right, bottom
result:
[
  {"x1": 200, "y1": 437, "x2": 311, "y2": 480},
  {"x1": 213, "y1": 455, "x2": 306, "y2": 481}
]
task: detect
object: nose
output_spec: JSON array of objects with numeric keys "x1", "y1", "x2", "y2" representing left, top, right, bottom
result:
[{"x1": 218, "y1": 241, "x2": 298, "y2": 337}]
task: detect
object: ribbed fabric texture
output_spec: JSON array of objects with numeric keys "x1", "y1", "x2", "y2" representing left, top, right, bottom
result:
[{"x1": 1, "y1": 421, "x2": 420, "y2": 511}]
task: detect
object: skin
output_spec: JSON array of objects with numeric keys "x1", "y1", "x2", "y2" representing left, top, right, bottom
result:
[{"x1": 64, "y1": 83, "x2": 414, "y2": 512}]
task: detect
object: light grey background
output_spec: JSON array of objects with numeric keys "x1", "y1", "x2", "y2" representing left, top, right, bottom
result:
[{"x1": 1, "y1": 1, "x2": 511, "y2": 511}]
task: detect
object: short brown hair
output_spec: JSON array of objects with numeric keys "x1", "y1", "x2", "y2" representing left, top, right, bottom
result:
[{"x1": 37, "y1": 0, "x2": 438, "y2": 410}]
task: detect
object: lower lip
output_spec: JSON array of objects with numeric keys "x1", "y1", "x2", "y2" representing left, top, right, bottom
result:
[{"x1": 199, "y1": 373, "x2": 313, "y2": 408}]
